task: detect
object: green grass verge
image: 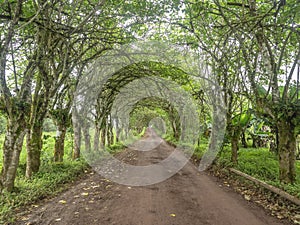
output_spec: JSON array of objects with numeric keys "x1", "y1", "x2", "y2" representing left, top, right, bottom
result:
[
  {"x1": 0, "y1": 132, "x2": 89, "y2": 224},
  {"x1": 215, "y1": 146, "x2": 300, "y2": 198},
  {"x1": 0, "y1": 160, "x2": 88, "y2": 224}
]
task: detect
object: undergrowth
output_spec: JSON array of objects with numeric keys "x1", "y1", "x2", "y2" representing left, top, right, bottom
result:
[
  {"x1": 0, "y1": 132, "x2": 88, "y2": 224},
  {"x1": 215, "y1": 146, "x2": 300, "y2": 198}
]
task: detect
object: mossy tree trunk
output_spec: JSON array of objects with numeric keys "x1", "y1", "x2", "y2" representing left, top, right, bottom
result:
[
  {"x1": 93, "y1": 125, "x2": 100, "y2": 152},
  {"x1": 83, "y1": 122, "x2": 91, "y2": 152},
  {"x1": 52, "y1": 108, "x2": 71, "y2": 162},
  {"x1": 26, "y1": 119, "x2": 44, "y2": 178},
  {"x1": 0, "y1": 118, "x2": 26, "y2": 191},
  {"x1": 26, "y1": 90, "x2": 49, "y2": 178},
  {"x1": 73, "y1": 120, "x2": 81, "y2": 159},
  {"x1": 0, "y1": 0, "x2": 25, "y2": 191},
  {"x1": 277, "y1": 119, "x2": 296, "y2": 184},
  {"x1": 231, "y1": 131, "x2": 240, "y2": 166},
  {"x1": 54, "y1": 124, "x2": 67, "y2": 162}
]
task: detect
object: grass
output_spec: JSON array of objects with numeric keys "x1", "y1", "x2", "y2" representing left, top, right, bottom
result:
[
  {"x1": 193, "y1": 138, "x2": 209, "y2": 159},
  {"x1": 0, "y1": 160, "x2": 87, "y2": 224},
  {"x1": 164, "y1": 133, "x2": 209, "y2": 157},
  {"x1": 215, "y1": 146, "x2": 300, "y2": 198},
  {"x1": 106, "y1": 142, "x2": 126, "y2": 154},
  {"x1": 0, "y1": 132, "x2": 89, "y2": 224}
]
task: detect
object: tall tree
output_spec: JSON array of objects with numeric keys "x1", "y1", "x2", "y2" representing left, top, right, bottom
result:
[
  {"x1": 0, "y1": 0, "x2": 127, "y2": 189},
  {"x1": 24, "y1": 0, "x2": 125, "y2": 177},
  {"x1": 0, "y1": 0, "x2": 35, "y2": 191},
  {"x1": 177, "y1": 0, "x2": 300, "y2": 183}
]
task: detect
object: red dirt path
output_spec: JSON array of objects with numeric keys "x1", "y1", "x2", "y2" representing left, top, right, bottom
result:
[{"x1": 14, "y1": 129, "x2": 292, "y2": 225}]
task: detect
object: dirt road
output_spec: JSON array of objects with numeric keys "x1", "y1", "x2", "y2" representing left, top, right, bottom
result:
[{"x1": 14, "y1": 129, "x2": 292, "y2": 225}]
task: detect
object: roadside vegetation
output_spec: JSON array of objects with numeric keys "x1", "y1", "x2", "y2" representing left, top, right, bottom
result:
[
  {"x1": 165, "y1": 133, "x2": 300, "y2": 198},
  {"x1": 217, "y1": 146, "x2": 300, "y2": 198},
  {"x1": 0, "y1": 0, "x2": 299, "y2": 224},
  {"x1": 0, "y1": 131, "x2": 88, "y2": 224}
]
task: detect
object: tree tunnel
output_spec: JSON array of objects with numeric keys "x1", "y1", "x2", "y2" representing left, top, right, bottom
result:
[
  {"x1": 77, "y1": 60, "x2": 193, "y2": 151},
  {"x1": 129, "y1": 96, "x2": 181, "y2": 140},
  {"x1": 72, "y1": 41, "x2": 226, "y2": 185}
]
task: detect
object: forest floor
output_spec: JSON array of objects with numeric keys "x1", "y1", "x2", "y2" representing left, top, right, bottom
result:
[{"x1": 13, "y1": 130, "x2": 294, "y2": 225}]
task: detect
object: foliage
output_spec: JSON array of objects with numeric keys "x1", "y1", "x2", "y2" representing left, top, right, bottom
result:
[
  {"x1": 172, "y1": 0, "x2": 300, "y2": 183},
  {"x1": 106, "y1": 142, "x2": 126, "y2": 154},
  {"x1": 0, "y1": 128, "x2": 85, "y2": 223},
  {"x1": 43, "y1": 118, "x2": 56, "y2": 132},
  {"x1": 163, "y1": 133, "x2": 179, "y2": 145},
  {"x1": 216, "y1": 147, "x2": 300, "y2": 198},
  {"x1": 0, "y1": 137, "x2": 88, "y2": 224},
  {"x1": 193, "y1": 137, "x2": 209, "y2": 159},
  {"x1": 0, "y1": 0, "x2": 299, "y2": 216}
]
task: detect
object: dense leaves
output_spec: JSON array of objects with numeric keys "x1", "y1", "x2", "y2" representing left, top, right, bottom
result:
[{"x1": 0, "y1": 0, "x2": 299, "y2": 193}]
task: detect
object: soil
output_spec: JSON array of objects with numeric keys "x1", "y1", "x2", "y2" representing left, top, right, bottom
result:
[{"x1": 13, "y1": 129, "x2": 293, "y2": 225}]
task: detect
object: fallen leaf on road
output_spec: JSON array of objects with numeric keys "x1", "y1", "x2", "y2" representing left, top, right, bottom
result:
[
  {"x1": 81, "y1": 192, "x2": 89, "y2": 196},
  {"x1": 170, "y1": 214, "x2": 176, "y2": 217},
  {"x1": 21, "y1": 216, "x2": 29, "y2": 221},
  {"x1": 244, "y1": 195, "x2": 251, "y2": 201},
  {"x1": 277, "y1": 214, "x2": 284, "y2": 219},
  {"x1": 58, "y1": 200, "x2": 67, "y2": 204},
  {"x1": 293, "y1": 215, "x2": 300, "y2": 225},
  {"x1": 55, "y1": 218, "x2": 62, "y2": 221}
]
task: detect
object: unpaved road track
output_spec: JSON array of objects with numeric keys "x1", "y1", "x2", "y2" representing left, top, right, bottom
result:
[{"x1": 14, "y1": 130, "x2": 292, "y2": 225}]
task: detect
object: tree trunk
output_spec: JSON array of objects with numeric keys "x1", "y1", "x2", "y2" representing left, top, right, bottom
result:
[
  {"x1": 171, "y1": 120, "x2": 179, "y2": 140},
  {"x1": 93, "y1": 126, "x2": 100, "y2": 151},
  {"x1": 251, "y1": 134, "x2": 258, "y2": 148},
  {"x1": 101, "y1": 128, "x2": 106, "y2": 146},
  {"x1": 227, "y1": 123, "x2": 241, "y2": 166},
  {"x1": 231, "y1": 134, "x2": 239, "y2": 166},
  {"x1": 108, "y1": 124, "x2": 114, "y2": 145},
  {"x1": 26, "y1": 121, "x2": 43, "y2": 178},
  {"x1": 54, "y1": 124, "x2": 67, "y2": 162},
  {"x1": 115, "y1": 118, "x2": 120, "y2": 142},
  {"x1": 241, "y1": 131, "x2": 248, "y2": 148},
  {"x1": 73, "y1": 121, "x2": 81, "y2": 159},
  {"x1": 277, "y1": 120, "x2": 296, "y2": 184},
  {"x1": 296, "y1": 135, "x2": 300, "y2": 160},
  {"x1": 0, "y1": 120, "x2": 26, "y2": 191},
  {"x1": 83, "y1": 124, "x2": 91, "y2": 152}
]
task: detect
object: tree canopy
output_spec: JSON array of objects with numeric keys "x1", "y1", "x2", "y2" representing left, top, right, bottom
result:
[{"x1": 0, "y1": 0, "x2": 299, "y2": 193}]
